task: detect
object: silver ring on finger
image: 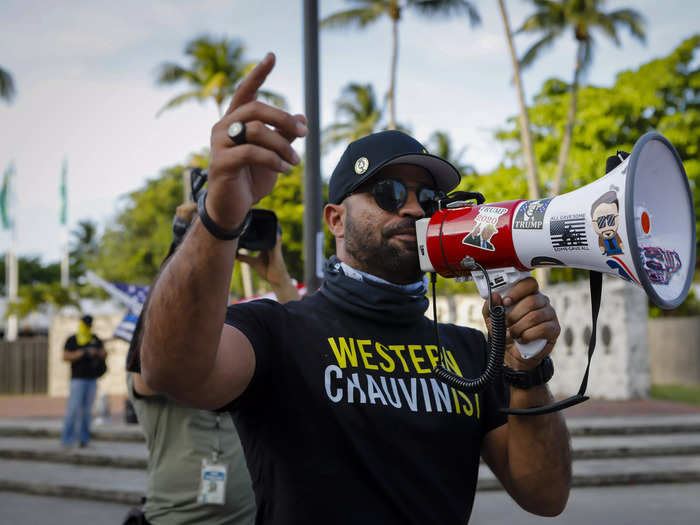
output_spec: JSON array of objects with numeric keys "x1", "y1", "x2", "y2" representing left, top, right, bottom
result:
[{"x1": 227, "y1": 121, "x2": 246, "y2": 145}]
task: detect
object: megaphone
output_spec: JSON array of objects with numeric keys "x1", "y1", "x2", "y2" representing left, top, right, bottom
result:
[{"x1": 417, "y1": 132, "x2": 696, "y2": 412}]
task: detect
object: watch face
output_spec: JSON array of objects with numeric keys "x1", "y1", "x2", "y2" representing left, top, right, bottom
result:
[{"x1": 503, "y1": 357, "x2": 553, "y2": 389}]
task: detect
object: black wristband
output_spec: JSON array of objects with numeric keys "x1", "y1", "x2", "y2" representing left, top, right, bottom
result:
[
  {"x1": 172, "y1": 216, "x2": 189, "y2": 245},
  {"x1": 502, "y1": 356, "x2": 554, "y2": 390},
  {"x1": 197, "y1": 189, "x2": 252, "y2": 241}
]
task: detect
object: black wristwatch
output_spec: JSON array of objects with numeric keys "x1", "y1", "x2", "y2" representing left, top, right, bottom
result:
[
  {"x1": 502, "y1": 356, "x2": 554, "y2": 390},
  {"x1": 172, "y1": 215, "x2": 189, "y2": 245},
  {"x1": 197, "y1": 189, "x2": 252, "y2": 241}
]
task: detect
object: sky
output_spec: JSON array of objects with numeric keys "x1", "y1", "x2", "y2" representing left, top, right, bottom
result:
[{"x1": 0, "y1": 0, "x2": 698, "y2": 262}]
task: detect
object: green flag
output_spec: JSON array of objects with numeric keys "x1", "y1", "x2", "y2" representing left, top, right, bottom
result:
[
  {"x1": 0, "y1": 161, "x2": 14, "y2": 230},
  {"x1": 60, "y1": 158, "x2": 68, "y2": 226}
]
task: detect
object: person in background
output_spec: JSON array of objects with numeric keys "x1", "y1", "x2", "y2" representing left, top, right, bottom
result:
[
  {"x1": 60, "y1": 314, "x2": 107, "y2": 448},
  {"x1": 124, "y1": 201, "x2": 299, "y2": 525}
]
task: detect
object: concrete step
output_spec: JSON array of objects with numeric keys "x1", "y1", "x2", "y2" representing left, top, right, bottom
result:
[
  {"x1": 4, "y1": 414, "x2": 700, "y2": 441},
  {"x1": 477, "y1": 455, "x2": 700, "y2": 490},
  {"x1": 0, "y1": 418, "x2": 144, "y2": 442},
  {"x1": 0, "y1": 436, "x2": 147, "y2": 469},
  {"x1": 571, "y1": 432, "x2": 700, "y2": 459},
  {"x1": 0, "y1": 458, "x2": 146, "y2": 505},
  {"x1": 3, "y1": 415, "x2": 700, "y2": 504},
  {"x1": 4, "y1": 432, "x2": 700, "y2": 472},
  {"x1": 567, "y1": 414, "x2": 700, "y2": 436},
  {"x1": 4, "y1": 453, "x2": 700, "y2": 504}
]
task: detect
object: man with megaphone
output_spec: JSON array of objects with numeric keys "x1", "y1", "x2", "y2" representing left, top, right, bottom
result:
[{"x1": 138, "y1": 53, "x2": 575, "y2": 524}]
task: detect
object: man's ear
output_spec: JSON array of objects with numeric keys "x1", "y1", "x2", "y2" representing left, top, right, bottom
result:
[{"x1": 324, "y1": 203, "x2": 345, "y2": 238}]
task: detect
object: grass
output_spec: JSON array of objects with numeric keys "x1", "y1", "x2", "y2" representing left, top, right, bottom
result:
[{"x1": 651, "y1": 384, "x2": 700, "y2": 406}]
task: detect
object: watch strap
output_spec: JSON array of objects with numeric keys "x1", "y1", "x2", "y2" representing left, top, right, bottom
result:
[
  {"x1": 502, "y1": 356, "x2": 554, "y2": 390},
  {"x1": 172, "y1": 215, "x2": 189, "y2": 245},
  {"x1": 197, "y1": 189, "x2": 252, "y2": 241}
]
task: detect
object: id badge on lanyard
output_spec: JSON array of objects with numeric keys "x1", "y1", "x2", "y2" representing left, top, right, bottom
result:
[{"x1": 197, "y1": 414, "x2": 227, "y2": 505}]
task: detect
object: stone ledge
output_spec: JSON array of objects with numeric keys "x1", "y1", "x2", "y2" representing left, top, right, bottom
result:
[{"x1": 0, "y1": 479, "x2": 142, "y2": 505}]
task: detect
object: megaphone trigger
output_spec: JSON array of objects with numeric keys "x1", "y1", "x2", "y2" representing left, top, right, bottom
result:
[{"x1": 471, "y1": 267, "x2": 548, "y2": 359}]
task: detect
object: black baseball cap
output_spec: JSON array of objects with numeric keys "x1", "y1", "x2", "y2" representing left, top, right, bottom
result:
[{"x1": 328, "y1": 130, "x2": 461, "y2": 205}]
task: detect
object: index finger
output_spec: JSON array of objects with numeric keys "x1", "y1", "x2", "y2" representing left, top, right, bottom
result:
[
  {"x1": 225, "y1": 52, "x2": 276, "y2": 116},
  {"x1": 502, "y1": 276, "x2": 539, "y2": 306}
]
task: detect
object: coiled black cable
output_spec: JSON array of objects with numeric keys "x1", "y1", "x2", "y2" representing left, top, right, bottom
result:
[{"x1": 431, "y1": 266, "x2": 507, "y2": 394}]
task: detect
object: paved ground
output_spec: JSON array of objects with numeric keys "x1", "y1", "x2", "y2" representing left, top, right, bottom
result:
[
  {"x1": 2, "y1": 484, "x2": 700, "y2": 525},
  {"x1": 471, "y1": 483, "x2": 700, "y2": 525},
  {"x1": 0, "y1": 394, "x2": 128, "y2": 419},
  {"x1": 562, "y1": 397, "x2": 700, "y2": 417},
  {"x1": 0, "y1": 492, "x2": 132, "y2": 524}
]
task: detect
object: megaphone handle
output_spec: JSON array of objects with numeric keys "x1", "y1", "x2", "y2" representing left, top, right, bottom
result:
[{"x1": 471, "y1": 267, "x2": 547, "y2": 359}]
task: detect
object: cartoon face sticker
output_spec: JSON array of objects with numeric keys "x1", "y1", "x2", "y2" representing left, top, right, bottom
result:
[{"x1": 591, "y1": 191, "x2": 624, "y2": 256}]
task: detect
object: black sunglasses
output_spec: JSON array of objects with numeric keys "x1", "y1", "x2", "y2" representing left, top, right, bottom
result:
[{"x1": 355, "y1": 179, "x2": 444, "y2": 215}]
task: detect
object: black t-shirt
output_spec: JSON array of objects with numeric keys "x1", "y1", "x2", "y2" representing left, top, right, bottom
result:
[
  {"x1": 64, "y1": 334, "x2": 105, "y2": 379},
  {"x1": 224, "y1": 291, "x2": 508, "y2": 525}
]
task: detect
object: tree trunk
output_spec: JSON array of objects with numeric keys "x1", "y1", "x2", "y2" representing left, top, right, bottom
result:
[
  {"x1": 497, "y1": 0, "x2": 540, "y2": 200},
  {"x1": 388, "y1": 17, "x2": 398, "y2": 130},
  {"x1": 552, "y1": 42, "x2": 583, "y2": 196}
]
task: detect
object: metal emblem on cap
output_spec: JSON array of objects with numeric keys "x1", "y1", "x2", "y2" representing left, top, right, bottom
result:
[{"x1": 354, "y1": 157, "x2": 369, "y2": 175}]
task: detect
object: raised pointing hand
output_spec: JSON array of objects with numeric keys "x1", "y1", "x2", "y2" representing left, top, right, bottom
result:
[{"x1": 206, "y1": 53, "x2": 307, "y2": 230}]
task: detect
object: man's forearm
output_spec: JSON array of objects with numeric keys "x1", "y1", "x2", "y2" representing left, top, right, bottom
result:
[
  {"x1": 63, "y1": 350, "x2": 84, "y2": 362},
  {"x1": 505, "y1": 386, "x2": 571, "y2": 516},
  {"x1": 140, "y1": 218, "x2": 238, "y2": 395}
]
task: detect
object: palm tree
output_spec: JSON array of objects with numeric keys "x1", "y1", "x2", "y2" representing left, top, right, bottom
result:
[
  {"x1": 324, "y1": 83, "x2": 383, "y2": 149},
  {"x1": 0, "y1": 66, "x2": 16, "y2": 103},
  {"x1": 321, "y1": 0, "x2": 480, "y2": 130},
  {"x1": 427, "y1": 130, "x2": 475, "y2": 176},
  {"x1": 155, "y1": 35, "x2": 285, "y2": 117},
  {"x1": 497, "y1": 0, "x2": 540, "y2": 200},
  {"x1": 517, "y1": 0, "x2": 645, "y2": 195}
]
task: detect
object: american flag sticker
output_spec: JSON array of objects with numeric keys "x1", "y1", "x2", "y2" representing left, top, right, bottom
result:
[{"x1": 550, "y1": 214, "x2": 588, "y2": 251}]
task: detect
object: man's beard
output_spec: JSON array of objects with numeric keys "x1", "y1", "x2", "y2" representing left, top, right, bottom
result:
[{"x1": 344, "y1": 212, "x2": 423, "y2": 284}]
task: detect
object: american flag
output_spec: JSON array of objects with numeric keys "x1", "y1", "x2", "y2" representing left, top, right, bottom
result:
[
  {"x1": 111, "y1": 283, "x2": 150, "y2": 343},
  {"x1": 550, "y1": 217, "x2": 588, "y2": 249},
  {"x1": 84, "y1": 271, "x2": 149, "y2": 343},
  {"x1": 84, "y1": 272, "x2": 307, "y2": 343}
]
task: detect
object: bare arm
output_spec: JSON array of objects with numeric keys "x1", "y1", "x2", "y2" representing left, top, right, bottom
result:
[
  {"x1": 236, "y1": 233, "x2": 301, "y2": 303},
  {"x1": 480, "y1": 278, "x2": 571, "y2": 516},
  {"x1": 140, "y1": 53, "x2": 306, "y2": 409},
  {"x1": 91, "y1": 342, "x2": 107, "y2": 360},
  {"x1": 63, "y1": 349, "x2": 85, "y2": 362}
]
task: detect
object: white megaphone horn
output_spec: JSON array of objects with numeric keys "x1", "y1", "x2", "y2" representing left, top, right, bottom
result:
[{"x1": 417, "y1": 131, "x2": 696, "y2": 357}]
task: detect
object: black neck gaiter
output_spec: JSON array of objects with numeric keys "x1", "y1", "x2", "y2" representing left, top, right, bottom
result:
[{"x1": 320, "y1": 256, "x2": 429, "y2": 325}]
